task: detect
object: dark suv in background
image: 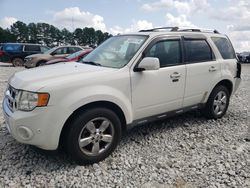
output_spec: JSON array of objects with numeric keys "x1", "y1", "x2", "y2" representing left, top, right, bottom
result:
[{"x1": 0, "y1": 43, "x2": 49, "y2": 66}]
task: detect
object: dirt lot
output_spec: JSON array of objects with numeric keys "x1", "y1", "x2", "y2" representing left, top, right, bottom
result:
[{"x1": 0, "y1": 63, "x2": 249, "y2": 188}]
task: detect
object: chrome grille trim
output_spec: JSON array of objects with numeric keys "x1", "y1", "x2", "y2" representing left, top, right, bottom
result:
[{"x1": 5, "y1": 85, "x2": 19, "y2": 112}]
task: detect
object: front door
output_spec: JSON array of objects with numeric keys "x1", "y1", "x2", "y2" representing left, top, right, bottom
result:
[{"x1": 131, "y1": 38, "x2": 186, "y2": 120}]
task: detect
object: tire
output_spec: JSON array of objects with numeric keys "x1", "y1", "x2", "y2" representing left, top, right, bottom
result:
[
  {"x1": 37, "y1": 60, "x2": 46, "y2": 67},
  {"x1": 66, "y1": 108, "x2": 122, "y2": 165},
  {"x1": 203, "y1": 85, "x2": 230, "y2": 119},
  {"x1": 12, "y1": 58, "x2": 24, "y2": 67}
]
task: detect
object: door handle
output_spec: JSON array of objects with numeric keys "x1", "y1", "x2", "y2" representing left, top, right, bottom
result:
[
  {"x1": 209, "y1": 66, "x2": 217, "y2": 72},
  {"x1": 170, "y1": 72, "x2": 181, "y2": 79}
]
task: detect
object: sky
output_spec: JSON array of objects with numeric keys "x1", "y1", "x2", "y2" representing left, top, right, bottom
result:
[{"x1": 0, "y1": 0, "x2": 249, "y2": 52}]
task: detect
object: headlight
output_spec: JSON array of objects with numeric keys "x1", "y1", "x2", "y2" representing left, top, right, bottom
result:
[
  {"x1": 16, "y1": 90, "x2": 50, "y2": 111},
  {"x1": 24, "y1": 57, "x2": 33, "y2": 62}
]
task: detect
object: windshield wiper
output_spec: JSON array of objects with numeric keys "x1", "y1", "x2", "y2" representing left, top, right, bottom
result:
[{"x1": 82, "y1": 61, "x2": 102, "y2": 66}]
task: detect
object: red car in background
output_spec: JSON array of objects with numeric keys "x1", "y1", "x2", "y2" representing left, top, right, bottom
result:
[{"x1": 45, "y1": 49, "x2": 93, "y2": 65}]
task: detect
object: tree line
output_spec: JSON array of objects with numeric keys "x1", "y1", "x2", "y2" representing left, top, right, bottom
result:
[{"x1": 0, "y1": 21, "x2": 113, "y2": 47}]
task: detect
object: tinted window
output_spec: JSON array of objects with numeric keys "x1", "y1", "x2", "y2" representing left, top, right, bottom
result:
[
  {"x1": 145, "y1": 40, "x2": 181, "y2": 67},
  {"x1": 184, "y1": 40, "x2": 213, "y2": 63},
  {"x1": 53, "y1": 47, "x2": 67, "y2": 55},
  {"x1": 3, "y1": 44, "x2": 22, "y2": 52},
  {"x1": 68, "y1": 47, "x2": 81, "y2": 54},
  {"x1": 211, "y1": 37, "x2": 236, "y2": 59},
  {"x1": 24, "y1": 45, "x2": 40, "y2": 52}
]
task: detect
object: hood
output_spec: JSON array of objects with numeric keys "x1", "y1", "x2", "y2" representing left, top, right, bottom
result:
[
  {"x1": 9, "y1": 62, "x2": 117, "y2": 91},
  {"x1": 26, "y1": 53, "x2": 51, "y2": 58}
]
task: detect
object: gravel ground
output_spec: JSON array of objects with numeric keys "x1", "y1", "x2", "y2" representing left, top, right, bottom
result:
[{"x1": 0, "y1": 63, "x2": 249, "y2": 188}]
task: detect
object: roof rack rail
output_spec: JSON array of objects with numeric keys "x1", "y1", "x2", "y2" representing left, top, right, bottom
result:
[
  {"x1": 139, "y1": 27, "x2": 220, "y2": 34},
  {"x1": 139, "y1": 27, "x2": 178, "y2": 32}
]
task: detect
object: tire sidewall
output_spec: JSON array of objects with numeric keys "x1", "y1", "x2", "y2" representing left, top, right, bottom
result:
[
  {"x1": 12, "y1": 58, "x2": 24, "y2": 67},
  {"x1": 37, "y1": 61, "x2": 46, "y2": 67},
  {"x1": 66, "y1": 108, "x2": 122, "y2": 164}
]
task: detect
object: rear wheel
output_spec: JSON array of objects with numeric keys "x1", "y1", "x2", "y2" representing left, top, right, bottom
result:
[
  {"x1": 12, "y1": 58, "x2": 24, "y2": 67},
  {"x1": 203, "y1": 85, "x2": 230, "y2": 119},
  {"x1": 66, "y1": 108, "x2": 122, "y2": 164}
]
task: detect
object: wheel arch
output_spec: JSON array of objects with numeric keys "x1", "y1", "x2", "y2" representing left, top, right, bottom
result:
[
  {"x1": 59, "y1": 100, "x2": 127, "y2": 149},
  {"x1": 214, "y1": 79, "x2": 233, "y2": 96},
  {"x1": 11, "y1": 56, "x2": 23, "y2": 62},
  {"x1": 36, "y1": 59, "x2": 47, "y2": 66}
]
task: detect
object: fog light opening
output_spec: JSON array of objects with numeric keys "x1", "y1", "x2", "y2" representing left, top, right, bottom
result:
[{"x1": 18, "y1": 126, "x2": 33, "y2": 141}]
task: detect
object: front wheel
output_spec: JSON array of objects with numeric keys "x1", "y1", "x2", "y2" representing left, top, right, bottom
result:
[
  {"x1": 66, "y1": 108, "x2": 122, "y2": 164},
  {"x1": 203, "y1": 85, "x2": 230, "y2": 119},
  {"x1": 12, "y1": 58, "x2": 24, "y2": 67}
]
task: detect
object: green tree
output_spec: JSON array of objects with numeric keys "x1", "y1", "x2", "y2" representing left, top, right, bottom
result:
[
  {"x1": 61, "y1": 28, "x2": 73, "y2": 45},
  {"x1": 82, "y1": 27, "x2": 96, "y2": 45},
  {"x1": 73, "y1": 28, "x2": 84, "y2": 45},
  {"x1": 27, "y1": 23, "x2": 38, "y2": 43},
  {"x1": 0, "y1": 27, "x2": 16, "y2": 42},
  {"x1": 10, "y1": 21, "x2": 28, "y2": 42},
  {"x1": 6, "y1": 20, "x2": 112, "y2": 47}
]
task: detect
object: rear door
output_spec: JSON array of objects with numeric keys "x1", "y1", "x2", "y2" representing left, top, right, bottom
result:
[
  {"x1": 183, "y1": 36, "x2": 221, "y2": 107},
  {"x1": 23, "y1": 45, "x2": 41, "y2": 57}
]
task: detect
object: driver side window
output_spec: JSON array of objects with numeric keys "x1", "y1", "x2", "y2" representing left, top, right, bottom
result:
[{"x1": 145, "y1": 40, "x2": 181, "y2": 68}]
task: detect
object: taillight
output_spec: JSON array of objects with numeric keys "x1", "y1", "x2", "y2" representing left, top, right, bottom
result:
[{"x1": 0, "y1": 50, "x2": 4, "y2": 57}]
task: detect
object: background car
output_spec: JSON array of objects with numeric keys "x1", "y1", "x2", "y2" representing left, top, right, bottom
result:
[
  {"x1": 0, "y1": 43, "x2": 49, "y2": 66},
  {"x1": 45, "y1": 49, "x2": 93, "y2": 65},
  {"x1": 24, "y1": 46, "x2": 83, "y2": 68},
  {"x1": 238, "y1": 52, "x2": 250, "y2": 63}
]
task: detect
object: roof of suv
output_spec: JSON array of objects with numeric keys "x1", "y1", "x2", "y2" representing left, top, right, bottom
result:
[
  {"x1": 2, "y1": 43, "x2": 46, "y2": 46},
  {"x1": 127, "y1": 27, "x2": 227, "y2": 39}
]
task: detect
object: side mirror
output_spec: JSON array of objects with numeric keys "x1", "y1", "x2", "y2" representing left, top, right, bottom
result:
[{"x1": 135, "y1": 57, "x2": 160, "y2": 72}]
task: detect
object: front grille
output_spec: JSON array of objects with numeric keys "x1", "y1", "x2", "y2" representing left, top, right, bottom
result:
[{"x1": 5, "y1": 85, "x2": 19, "y2": 112}]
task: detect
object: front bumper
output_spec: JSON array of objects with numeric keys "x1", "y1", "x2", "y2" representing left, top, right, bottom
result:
[
  {"x1": 24, "y1": 59, "x2": 36, "y2": 68},
  {"x1": 2, "y1": 97, "x2": 61, "y2": 150}
]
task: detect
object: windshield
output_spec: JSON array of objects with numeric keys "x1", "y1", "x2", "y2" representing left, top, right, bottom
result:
[
  {"x1": 66, "y1": 50, "x2": 84, "y2": 59},
  {"x1": 81, "y1": 35, "x2": 147, "y2": 68},
  {"x1": 43, "y1": 47, "x2": 57, "y2": 54}
]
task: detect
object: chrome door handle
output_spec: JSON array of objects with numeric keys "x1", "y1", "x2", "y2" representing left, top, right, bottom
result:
[
  {"x1": 209, "y1": 66, "x2": 217, "y2": 72},
  {"x1": 170, "y1": 72, "x2": 181, "y2": 79}
]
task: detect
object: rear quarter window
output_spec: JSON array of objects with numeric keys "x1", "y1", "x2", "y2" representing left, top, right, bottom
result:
[
  {"x1": 211, "y1": 37, "x2": 236, "y2": 59},
  {"x1": 3, "y1": 44, "x2": 22, "y2": 52}
]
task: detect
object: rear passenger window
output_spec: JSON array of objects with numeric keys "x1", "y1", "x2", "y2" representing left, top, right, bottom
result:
[
  {"x1": 24, "y1": 45, "x2": 40, "y2": 52},
  {"x1": 184, "y1": 40, "x2": 214, "y2": 63},
  {"x1": 53, "y1": 47, "x2": 68, "y2": 55},
  {"x1": 145, "y1": 40, "x2": 181, "y2": 67},
  {"x1": 211, "y1": 37, "x2": 236, "y2": 59},
  {"x1": 69, "y1": 47, "x2": 80, "y2": 54}
]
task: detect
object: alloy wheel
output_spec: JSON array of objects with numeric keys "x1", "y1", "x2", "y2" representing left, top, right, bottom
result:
[
  {"x1": 213, "y1": 91, "x2": 227, "y2": 116},
  {"x1": 78, "y1": 117, "x2": 114, "y2": 156}
]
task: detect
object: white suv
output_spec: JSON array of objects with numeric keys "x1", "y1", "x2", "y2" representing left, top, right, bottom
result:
[{"x1": 2, "y1": 27, "x2": 241, "y2": 164}]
